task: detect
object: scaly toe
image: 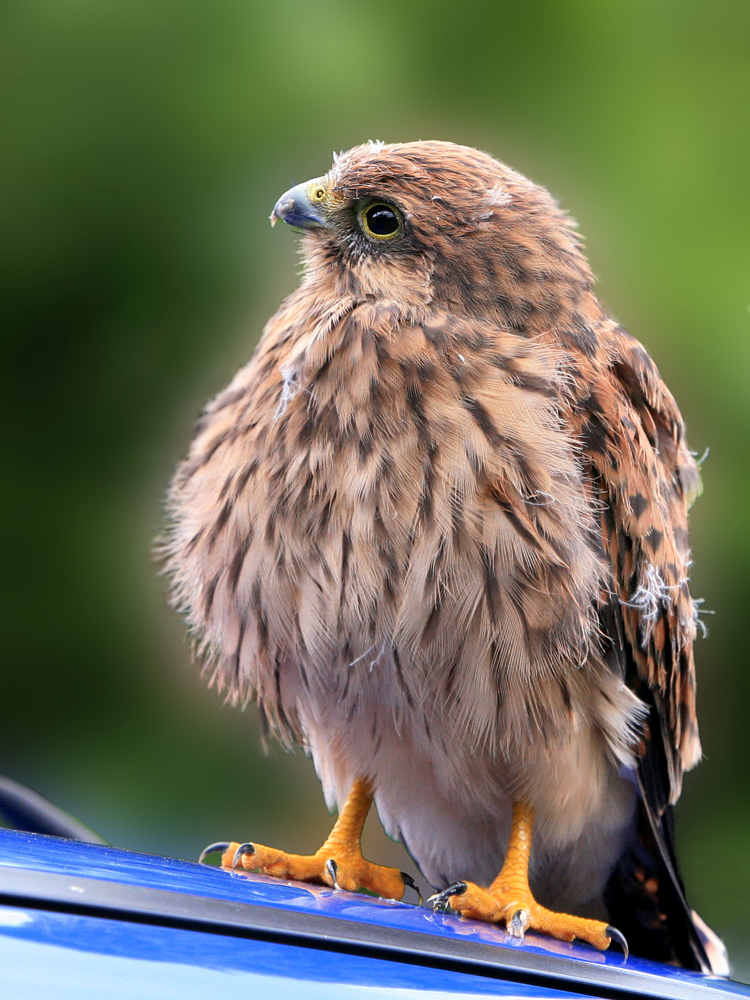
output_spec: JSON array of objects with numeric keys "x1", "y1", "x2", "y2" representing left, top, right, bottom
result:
[
  {"x1": 531, "y1": 906, "x2": 614, "y2": 951},
  {"x1": 444, "y1": 881, "x2": 506, "y2": 922}
]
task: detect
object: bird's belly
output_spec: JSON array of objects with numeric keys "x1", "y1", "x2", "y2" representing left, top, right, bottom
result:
[
  {"x1": 235, "y1": 431, "x2": 638, "y2": 902},
  {"x1": 299, "y1": 682, "x2": 635, "y2": 905},
  {"x1": 174, "y1": 360, "x2": 638, "y2": 906}
]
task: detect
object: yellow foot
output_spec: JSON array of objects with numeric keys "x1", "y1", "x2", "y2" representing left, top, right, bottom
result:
[
  {"x1": 199, "y1": 839, "x2": 408, "y2": 900},
  {"x1": 429, "y1": 881, "x2": 627, "y2": 957},
  {"x1": 197, "y1": 777, "x2": 418, "y2": 902}
]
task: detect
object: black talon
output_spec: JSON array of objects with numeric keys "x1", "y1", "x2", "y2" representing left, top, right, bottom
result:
[
  {"x1": 400, "y1": 872, "x2": 423, "y2": 906},
  {"x1": 507, "y1": 907, "x2": 530, "y2": 939},
  {"x1": 427, "y1": 881, "x2": 468, "y2": 911},
  {"x1": 325, "y1": 858, "x2": 342, "y2": 890},
  {"x1": 232, "y1": 843, "x2": 256, "y2": 869},
  {"x1": 606, "y1": 925, "x2": 629, "y2": 962},
  {"x1": 198, "y1": 842, "x2": 231, "y2": 865}
]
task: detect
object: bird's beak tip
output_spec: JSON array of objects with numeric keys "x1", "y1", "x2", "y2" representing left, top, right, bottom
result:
[{"x1": 270, "y1": 181, "x2": 328, "y2": 232}]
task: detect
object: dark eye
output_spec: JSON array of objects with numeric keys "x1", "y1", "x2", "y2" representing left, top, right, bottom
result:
[{"x1": 359, "y1": 201, "x2": 403, "y2": 240}]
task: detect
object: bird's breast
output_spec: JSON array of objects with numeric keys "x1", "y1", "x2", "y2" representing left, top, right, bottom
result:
[{"x1": 168, "y1": 303, "x2": 603, "y2": 752}]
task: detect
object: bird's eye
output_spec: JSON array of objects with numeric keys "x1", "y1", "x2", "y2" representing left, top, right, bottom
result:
[{"x1": 359, "y1": 202, "x2": 403, "y2": 241}]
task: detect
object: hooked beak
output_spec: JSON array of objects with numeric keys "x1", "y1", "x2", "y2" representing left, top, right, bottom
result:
[{"x1": 270, "y1": 180, "x2": 329, "y2": 230}]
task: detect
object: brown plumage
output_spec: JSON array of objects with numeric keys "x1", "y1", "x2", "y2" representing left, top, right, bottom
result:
[{"x1": 163, "y1": 141, "x2": 721, "y2": 970}]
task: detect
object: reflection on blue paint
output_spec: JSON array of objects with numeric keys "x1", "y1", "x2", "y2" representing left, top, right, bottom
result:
[
  {"x1": 0, "y1": 907, "x2": 587, "y2": 998},
  {"x1": 0, "y1": 830, "x2": 669, "y2": 975},
  {"x1": 0, "y1": 830, "x2": 748, "y2": 998}
]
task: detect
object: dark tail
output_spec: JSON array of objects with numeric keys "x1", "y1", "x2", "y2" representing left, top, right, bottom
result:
[{"x1": 604, "y1": 696, "x2": 726, "y2": 974}]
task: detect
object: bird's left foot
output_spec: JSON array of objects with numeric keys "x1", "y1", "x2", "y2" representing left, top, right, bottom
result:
[{"x1": 429, "y1": 881, "x2": 627, "y2": 957}]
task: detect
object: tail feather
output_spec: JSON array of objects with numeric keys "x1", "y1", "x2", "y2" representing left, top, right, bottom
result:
[
  {"x1": 605, "y1": 695, "x2": 720, "y2": 972},
  {"x1": 599, "y1": 592, "x2": 723, "y2": 973},
  {"x1": 604, "y1": 797, "x2": 710, "y2": 969}
]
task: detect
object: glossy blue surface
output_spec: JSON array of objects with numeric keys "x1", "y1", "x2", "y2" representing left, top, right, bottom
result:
[
  {"x1": 0, "y1": 829, "x2": 747, "y2": 998},
  {"x1": 0, "y1": 904, "x2": 589, "y2": 999}
]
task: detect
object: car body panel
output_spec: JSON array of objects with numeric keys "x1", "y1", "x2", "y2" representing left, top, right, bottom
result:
[
  {"x1": 0, "y1": 904, "x2": 596, "y2": 999},
  {"x1": 0, "y1": 829, "x2": 747, "y2": 999}
]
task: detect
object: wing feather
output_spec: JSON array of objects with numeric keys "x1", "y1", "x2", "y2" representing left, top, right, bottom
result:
[
  {"x1": 561, "y1": 319, "x2": 709, "y2": 970},
  {"x1": 569, "y1": 323, "x2": 702, "y2": 802}
]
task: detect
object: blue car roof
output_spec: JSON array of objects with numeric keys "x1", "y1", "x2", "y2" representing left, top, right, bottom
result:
[{"x1": 0, "y1": 828, "x2": 747, "y2": 1000}]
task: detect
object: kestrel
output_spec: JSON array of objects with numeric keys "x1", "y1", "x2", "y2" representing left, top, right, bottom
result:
[{"x1": 163, "y1": 141, "x2": 723, "y2": 971}]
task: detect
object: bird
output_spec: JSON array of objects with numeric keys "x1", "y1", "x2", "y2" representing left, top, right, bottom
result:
[{"x1": 162, "y1": 140, "x2": 725, "y2": 972}]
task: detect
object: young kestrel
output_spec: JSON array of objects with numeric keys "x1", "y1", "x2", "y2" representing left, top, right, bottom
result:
[{"x1": 163, "y1": 141, "x2": 722, "y2": 971}]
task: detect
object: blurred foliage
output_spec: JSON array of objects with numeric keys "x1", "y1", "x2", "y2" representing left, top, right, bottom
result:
[{"x1": 1, "y1": 0, "x2": 749, "y2": 977}]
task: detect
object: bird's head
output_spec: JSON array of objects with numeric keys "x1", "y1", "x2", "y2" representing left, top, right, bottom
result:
[{"x1": 271, "y1": 140, "x2": 596, "y2": 331}]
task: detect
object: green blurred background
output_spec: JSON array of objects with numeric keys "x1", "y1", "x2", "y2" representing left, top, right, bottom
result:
[{"x1": 2, "y1": 0, "x2": 749, "y2": 978}]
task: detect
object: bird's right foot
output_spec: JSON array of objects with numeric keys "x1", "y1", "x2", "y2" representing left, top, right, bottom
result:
[
  {"x1": 197, "y1": 777, "x2": 417, "y2": 902},
  {"x1": 199, "y1": 838, "x2": 408, "y2": 899}
]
